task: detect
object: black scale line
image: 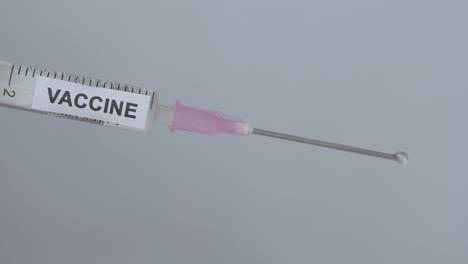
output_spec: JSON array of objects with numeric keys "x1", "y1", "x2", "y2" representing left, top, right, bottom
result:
[
  {"x1": 150, "y1": 92, "x2": 155, "y2": 110},
  {"x1": 8, "y1": 65, "x2": 14, "y2": 86}
]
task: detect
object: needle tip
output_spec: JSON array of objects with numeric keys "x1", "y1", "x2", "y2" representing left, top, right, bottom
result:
[{"x1": 394, "y1": 152, "x2": 409, "y2": 165}]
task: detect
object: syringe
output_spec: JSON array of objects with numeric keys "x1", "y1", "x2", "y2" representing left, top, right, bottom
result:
[{"x1": 0, "y1": 61, "x2": 408, "y2": 164}]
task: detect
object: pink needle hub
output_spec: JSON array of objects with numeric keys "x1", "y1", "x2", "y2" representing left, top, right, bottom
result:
[{"x1": 169, "y1": 100, "x2": 253, "y2": 136}]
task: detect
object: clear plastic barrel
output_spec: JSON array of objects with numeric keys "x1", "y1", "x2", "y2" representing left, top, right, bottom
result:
[{"x1": 0, "y1": 61, "x2": 159, "y2": 133}]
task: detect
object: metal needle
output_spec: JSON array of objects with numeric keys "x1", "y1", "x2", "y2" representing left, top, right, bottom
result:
[{"x1": 252, "y1": 128, "x2": 408, "y2": 164}]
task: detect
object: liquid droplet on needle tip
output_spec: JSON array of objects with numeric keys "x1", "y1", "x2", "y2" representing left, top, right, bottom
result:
[{"x1": 395, "y1": 152, "x2": 409, "y2": 165}]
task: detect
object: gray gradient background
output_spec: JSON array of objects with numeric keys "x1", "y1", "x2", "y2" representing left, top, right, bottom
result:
[{"x1": 0, "y1": 1, "x2": 467, "y2": 264}]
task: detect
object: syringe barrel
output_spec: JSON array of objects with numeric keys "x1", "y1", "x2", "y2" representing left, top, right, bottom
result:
[{"x1": 0, "y1": 61, "x2": 159, "y2": 133}]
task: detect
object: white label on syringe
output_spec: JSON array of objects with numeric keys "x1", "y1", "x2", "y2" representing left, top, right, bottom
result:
[{"x1": 32, "y1": 77, "x2": 151, "y2": 129}]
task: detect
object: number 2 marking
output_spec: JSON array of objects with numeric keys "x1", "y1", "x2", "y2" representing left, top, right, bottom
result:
[{"x1": 3, "y1": 89, "x2": 16, "y2": 98}]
